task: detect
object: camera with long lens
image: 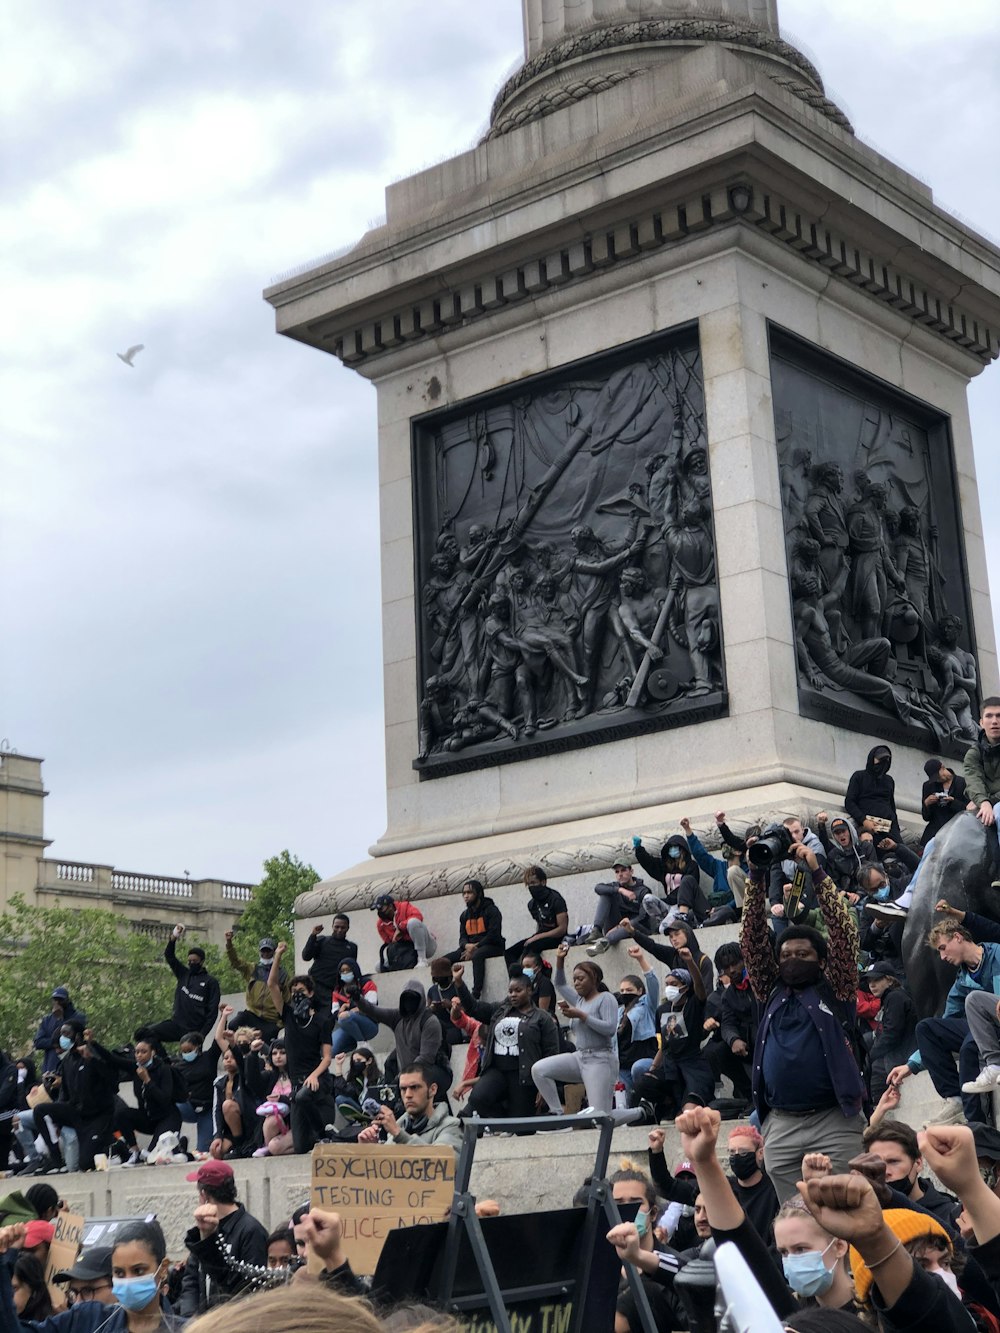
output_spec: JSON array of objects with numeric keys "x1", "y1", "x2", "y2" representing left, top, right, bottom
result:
[{"x1": 746, "y1": 821, "x2": 793, "y2": 869}]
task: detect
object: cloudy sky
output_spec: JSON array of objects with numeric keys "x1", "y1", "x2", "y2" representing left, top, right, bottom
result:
[{"x1": 3, "y1": 1, "x2": 999, "y2": 886}]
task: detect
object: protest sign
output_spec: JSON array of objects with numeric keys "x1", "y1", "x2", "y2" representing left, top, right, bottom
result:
[
  {"x1": 45, "y1": 1210, "x2": 85, "y2": 1305},
  {"x1": 310, "y1": 1142, "x2": 455, "y2": 1274}
]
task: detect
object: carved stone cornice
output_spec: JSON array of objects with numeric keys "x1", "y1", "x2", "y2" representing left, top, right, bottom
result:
[
  {"x1": 488, "y1": 17, "x2": 848, "y2": 134},
  {"x1": 324, "y1": 175, "x2": 998, "y2": 371}
]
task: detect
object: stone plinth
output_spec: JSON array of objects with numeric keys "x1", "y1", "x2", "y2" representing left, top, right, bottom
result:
[{"x1": 265, "y1": 8, "x2": 1000, "y2": 916}]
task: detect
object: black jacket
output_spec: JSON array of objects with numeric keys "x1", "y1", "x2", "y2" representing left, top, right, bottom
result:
[
  {"x1": 633, "y1": 923, "x2": 714, "y2": 995},
  {"x1": 91, "y1": 1041, "x2": 178, "y2": 1123},
  {"x1": 473, "y1": 1002, "x2": 559, "y2": 1084},
  {"x1": 719, "y1": 975, "x2": 759, "y2": 1051},
  {"x1": 301, "y1": 932, "x2": 359, "y2": 991},
  {"x1": 921, "y1": 772, "x2": 970, "y2": 843},
  {"x1": 181, "y1": 1202, "x2": 269, "y2": 1315},
  {"x1": 845, "y1": 745, "x2": 902, "y2": 841},
  {"x1": 55, "y1": 1044, "x2": 117, "y2": 1121},
  {"x1": 165, "y1": 939, "x2": 221, "y2": 1035},
  {"x1": 174, "y1": 1041, "x2": 222, "y2": 1112},
  {"x1": 635, "y1": 836, "x2": 709, "y2": 922},
  {"x1": 870, "y1": 985, "x2": 917, "y2": 1065}
]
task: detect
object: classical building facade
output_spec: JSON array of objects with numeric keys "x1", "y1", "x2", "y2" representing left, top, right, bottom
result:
[{"x1": 0, "y1": 751, "x2": 251, "y2": 949}]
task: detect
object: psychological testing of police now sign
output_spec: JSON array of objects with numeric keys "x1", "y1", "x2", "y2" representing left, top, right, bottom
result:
[{"x1": 310, "y1": 1142, "x2": 456, "y2": 1274}]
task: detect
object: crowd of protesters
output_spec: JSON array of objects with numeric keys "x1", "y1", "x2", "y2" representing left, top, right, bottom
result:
[{"x1": 2, "y1": 701, "x2": 1000, "y2": 1327}]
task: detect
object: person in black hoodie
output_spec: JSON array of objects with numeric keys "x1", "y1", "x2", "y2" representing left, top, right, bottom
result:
[
  {"x1": 140, "y1": 924, "x2": 221, "y2": 1046},
  {"x1": 357, "y1": 978, "x2": 453, "y2": 1097},
  {"x1": 25, "y1": 1022, "x2": 117, "y2": 1173},
  {"x1": 90, "y1": 1031, "x2": 182, "y2": 1164},
  {"x1": 32, "y1": 987, "x2": 87, "y2": 1076},
  {"x1": 816, "y1": 812, "x2": 878, "y2": 895},
  {"x1": 174, "y1": 1032, "x2": 222, "y2": 1153},
  {"x1": 863, "y1": 961, "x2": 917, "y2": 1107},
  {"x1": 845, "y1": 744, "x2": 903, "y2": 843},
  {"x1": 443, "y1": 880, "x2": 505, "y2": 999},
  {"x1": 632, "y1": 834, "x2": 709, "y2": 924},
  {"x1": 632, "y1": 961, "x2": 714, "y2": 1120}
]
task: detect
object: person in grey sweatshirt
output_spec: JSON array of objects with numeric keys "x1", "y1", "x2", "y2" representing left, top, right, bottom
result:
[{"x1": 531, "y1": 943, "x2": 619, "y2": 1115}]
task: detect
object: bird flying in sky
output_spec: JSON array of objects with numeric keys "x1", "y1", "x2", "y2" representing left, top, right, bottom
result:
[{"x1": 116, "y1": 344, "x2": 144, "y2": 367}]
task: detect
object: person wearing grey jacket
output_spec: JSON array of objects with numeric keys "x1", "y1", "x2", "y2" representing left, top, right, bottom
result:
[
  {"x1": 357, "y1": 1062, "x2": 463, "y2": 1149},
  {"x1": 356, "y1": 979, "x2": 452, "y2": 1094},
  {"x1": 531, "y1": 944, "x2": 619, "y2": 1114}
]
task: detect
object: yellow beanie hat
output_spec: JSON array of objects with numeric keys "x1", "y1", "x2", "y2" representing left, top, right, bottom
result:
[{"x1": 850, "y1": 1208, "x2": 952, "y2": 1302}]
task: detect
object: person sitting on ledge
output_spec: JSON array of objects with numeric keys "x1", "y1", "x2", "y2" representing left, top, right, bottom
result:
[
  {"x1": 631, "y1": 834, "x2": 709, "y2": 925},
  {"x1": 373, "y1": 893, "x2": 437, "y2": 971},
  {"x1": 503, "y1": 866, "x2": 569, "y2": 967},
  {"x1": 357, "y1": 1062, "x2": 462, "y2": 1149},
  {"x1": 443, "y1": 880, "x2": 505, "y2": 1000}
]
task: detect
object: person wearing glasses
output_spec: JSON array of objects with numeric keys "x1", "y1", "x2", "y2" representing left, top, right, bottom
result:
[{"x1": 53, "y1": 1245, "x2": 115, "y2": 1307}]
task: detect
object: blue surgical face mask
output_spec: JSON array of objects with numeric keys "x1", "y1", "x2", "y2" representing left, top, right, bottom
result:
[
  {"x1": 668, "y1": 847, "x2": 682, "y2": 859},
  {"x1": 634, "y1": 1207, "x2": 649, "y2": 1239},
  {"x1": 59, "y1": 1035, "x2": 73, "y2": 1051},
  {"x1": 522, "y1": 967, "x2": 535, "y2": 980},
  {"x1": 112, "y1": 1273, "x2": 161, "y2": 1312},
  {"x1": 782, "y1": 1239, "x2": 837, "y2": 1297},
  {"x1": 340, "y1": 973, "x2": 354, "y2": 984},
  {"x1": 181, "y1": 1049, "x2": 199, "y2": 1063}
]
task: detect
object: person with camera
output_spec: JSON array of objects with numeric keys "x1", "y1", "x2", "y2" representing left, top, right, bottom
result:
[
  {"x1": 356, "y1": 1062, "x2": 462, "y2": 1149},
  {"x1": 921, "y1": 759, "x2": 969, "y2": 846},
  {"x1": 139, "y1": 924, "x2": 221, "y2": 1047},
  {"x1": 741, "y1": 837, "x2": 866, "y2": 1202}
]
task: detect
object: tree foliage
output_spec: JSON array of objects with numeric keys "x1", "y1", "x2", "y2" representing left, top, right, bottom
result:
[
  {"x1": 232, "y1": 850, "x2": 320, "y2": 951},
  {"x1": 0, "y1": 895, "x2": 177, "y2": 1056}
]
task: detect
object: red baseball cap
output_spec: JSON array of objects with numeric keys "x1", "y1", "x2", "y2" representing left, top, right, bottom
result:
[{"x1": 185, "y1": 1160, "x2": 235, "y2": 1186}]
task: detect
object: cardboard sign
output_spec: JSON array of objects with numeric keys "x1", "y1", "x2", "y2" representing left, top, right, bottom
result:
[
  {"x1": 310, "y1": 1142, "x2": 455, "y2": 1275},
  {"x1": 45, "y1": 1210, "x2": 85, "y2": 1306}
]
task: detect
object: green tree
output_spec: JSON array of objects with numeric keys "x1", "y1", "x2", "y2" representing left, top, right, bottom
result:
[
  {"x1": 0, "y1": 895, "x2": 177, "y2": 1055},
  {"x1": 231, "y1": 850, "x2": 321, "y2": 953}
]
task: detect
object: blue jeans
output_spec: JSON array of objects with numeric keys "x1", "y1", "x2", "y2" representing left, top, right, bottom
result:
[
  {"x1": 16, "y1": 1109, "x2": 79, "y2": 1170},
  {"x1": 330, "y1": 1013, "x2": 378, "y2": 1056},
  {"x1": 176, "y1": 1102, "x2": 214, "y2": 1153}
]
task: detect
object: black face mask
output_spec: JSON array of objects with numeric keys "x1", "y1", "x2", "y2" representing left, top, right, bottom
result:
[
  {"x1": 188, "y1": 962, "x2": 203, "y2": 975},
  {"x1": 291, "y1": 996, "x2": 312, "y2": 1022},
  {"x1": 616, "y1": 992, "x2": 638, "y2": 1006},
  {"x1": 778, "y1": 958, "x2": 823, "y2": 989},
  {"x1": 729, "y1": 1151, "x2": 759, "y2": 1181},
  {"x1": 528, "y1": 886, "x2": 547, "y2": 900}
]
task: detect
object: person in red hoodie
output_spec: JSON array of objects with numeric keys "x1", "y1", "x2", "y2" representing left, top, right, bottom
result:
[{"x1": 373, "y1": 894, "x2": 437, "y2": 971}]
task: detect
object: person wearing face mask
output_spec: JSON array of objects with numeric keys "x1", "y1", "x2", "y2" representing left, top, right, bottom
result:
[
  {"x1": 851, "y1": 1210, "x2": 987, "y2": 1324},
  {"x1": 863, "y1": 1119, "x2": 962, "y2": 1231},
  {"x1": 631, "y1": 959, "x2": 714, "y2": 1122},
  {"x1": 140, "y1": 924, "x2": 221, "y2": 1047},
  {"x1": 89, "y1": 1031, "x2": 183, "y2": 1168},
  {"x1": 333, "y1": 1047, "x2": 381, "y2": 1117},
  {"x1": 301, "y1": 914, "x2": 359, "y2": 1012},
  {"x1": 0, "y1": 1217, "x2": 184, "y2": 1330},
  {"x1": 726, "y1": 1126, "x2": 779, "y2": 1240},
  {"x1": 503, "y1": 866, "x2": 570, "y2": 968},
  {"x1": 373, "y1": 893, "x2": 437, "y2": 972},
  {"x1": 328, "y1": 959, "x2": 379, "y2": 1058},
  {"x1": 742, "y1": 839, "x2": 866, "y2": 1203},
  {"x1": 356, "y1": 976, "x2": 454, "y2": 1100},
  {"x1": 426, "y1": 959, "x2": 469, "y2": 1048},
  {"x1": 615, "y1": 946, "x2": 660, "y2": 1092},
  {"x1": 845, "y1": 744, "x2": 904, "y2": 844},
  {"x1": 172, "y1": 1031, "x2": 222, "y2": 1154},
  {"x1": 33, "y1": 987, "x2": 87, "y2": 1077},
  {"x1": 520, "y1": 951, "x2": 556, "y2": 1013},
  {"x1": 774, "y1": 1194, "x2": 859, "y2": 1313},
  {"x1": 19, "y1": 1023, "x2": 117, "y2": 1174},
  {"x1": 267, "y1": 943, "x2": 336, "y2": 1154},
  {"x1": 225, "y1": 932, "x2": 288, "y2": 1043},
  {"x1": 630, "y1": 836, "x2": 710, "y2": 925}
]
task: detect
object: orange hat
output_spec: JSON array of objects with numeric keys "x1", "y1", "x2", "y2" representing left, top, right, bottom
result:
[{"x1": 850, "y1": 1208, "x2": 951, "y2": 1302}]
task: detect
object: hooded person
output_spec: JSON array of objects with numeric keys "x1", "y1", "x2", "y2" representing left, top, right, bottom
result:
[
  {"x1": 355, "y1": 978, "x2": 453, "y2": 1098},
  {"x1": 443, "y1": 880, "x2": 505, "y2": 1000},
  {"x1": 33, "y1": 987, "x2": 87, "y2": 1076},
  {"x1": 845, "y1": 745, "x2": 903, "y2": 843},
  {"x1": 373, "y1": 893, "x2": 437, "y2": 971},
  {"x1": 627, "y1": 920, "x2": 714, "y2": 996},
  {"x1": 328, "y1": 958, "x2": 380, "y2": 1057},
  {"x1": 632, "y1": 834, "x2": 709, "y2": 924},
  {"x1": 816, "y1": 813, "x2": 878, "y2": 894}
]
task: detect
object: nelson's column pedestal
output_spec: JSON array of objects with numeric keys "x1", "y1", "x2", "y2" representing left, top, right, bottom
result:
[{"x1": 266, "y1": 1, "x2": 1000, "y2": 946}]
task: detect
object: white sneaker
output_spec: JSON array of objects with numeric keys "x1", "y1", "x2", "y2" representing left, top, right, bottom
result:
[
  {"x1": 586, "y1": 938, "x2": 611, "y2": 957},
  {"x1": 928, "y1": 1097, "x2": 966, "y2": 1125},
  {"x1": 962, "y1": 1066, "x2": 1000, "y2": 1094}
]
